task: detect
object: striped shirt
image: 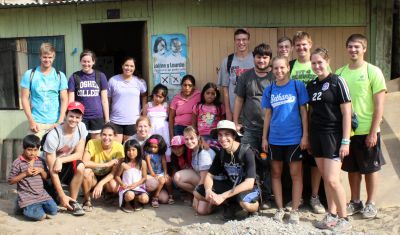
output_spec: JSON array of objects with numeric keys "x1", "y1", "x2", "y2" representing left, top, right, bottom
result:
[{"x1": 8, "y1": 156, "x2": 52, "y2": 208}]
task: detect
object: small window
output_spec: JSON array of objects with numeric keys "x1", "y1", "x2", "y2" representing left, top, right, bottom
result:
[{"x1": 0, "y1": 36, "x2": 65, "y2": 109}]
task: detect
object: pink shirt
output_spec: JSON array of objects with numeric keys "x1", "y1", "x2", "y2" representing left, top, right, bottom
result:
[
  {"x1": 170, "y1": 90, "x2": 201, "y2": 126},
  {"x1": 193, "y1": 103, "x2": 225, "y2": 136}
]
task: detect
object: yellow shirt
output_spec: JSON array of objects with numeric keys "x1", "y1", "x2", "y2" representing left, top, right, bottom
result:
[{"x1": 87, "y1": 139, "x2": 124, "y2": 176}]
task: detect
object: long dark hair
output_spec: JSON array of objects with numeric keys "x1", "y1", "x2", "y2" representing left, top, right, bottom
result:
[
  {"x1": 143, "y1": 134, "x2": 167, "y2": 155},
  {"x1": 197, "y1": 82, "x2": 222, "y2": 118},
  {"x1": 124, "y1": 139, "x2": 143, "y2": 169}
]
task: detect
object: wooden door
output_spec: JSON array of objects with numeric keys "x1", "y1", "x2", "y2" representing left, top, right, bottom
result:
[
  {"x1": 188, "y1": 27, "x2": 278, "y2": 91},
  {"x1": 278, "y1": 27, "x2": 366, "y2": 71}
]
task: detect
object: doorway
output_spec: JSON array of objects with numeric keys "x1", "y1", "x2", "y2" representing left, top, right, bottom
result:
[{"x1": 81, "y1": 21, "x2": 148, "y2": 82}]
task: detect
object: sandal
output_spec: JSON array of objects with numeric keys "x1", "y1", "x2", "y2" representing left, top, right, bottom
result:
[
  {"x1": 151, "y1": 197, "x2": 159, "y2": 208},
  {"x1": 168, "y1": 195, "x2": 175, "y2": 205},
  {"x1": 82, "y1": 200, "x2": 93, "y2": 212}
]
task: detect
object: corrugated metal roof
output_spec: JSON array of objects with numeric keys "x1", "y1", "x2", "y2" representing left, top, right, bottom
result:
[{"x1": 0, "y1": 0, "x2": 119, "y2": 7}]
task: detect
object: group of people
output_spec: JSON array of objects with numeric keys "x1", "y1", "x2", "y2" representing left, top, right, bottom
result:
[{"x1": 8, "y1": 28, "x2": 386, "y2": 233}]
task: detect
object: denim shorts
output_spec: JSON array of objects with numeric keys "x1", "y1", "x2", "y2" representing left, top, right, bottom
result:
[{"x1": 23, "y1": 199, "x2": 58, "y2": 221}]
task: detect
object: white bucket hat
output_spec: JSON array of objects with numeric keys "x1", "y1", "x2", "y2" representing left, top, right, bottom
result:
[{"x1": 210, "y1": 120, "x2": 243, "y2": 139}]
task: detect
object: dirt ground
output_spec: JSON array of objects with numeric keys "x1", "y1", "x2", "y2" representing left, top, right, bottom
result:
[{"x1": 0, "y1": 183, "x2": 399, "y2": 235}]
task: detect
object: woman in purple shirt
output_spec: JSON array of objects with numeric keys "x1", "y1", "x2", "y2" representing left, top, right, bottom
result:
[
  {"x1": 108, "y1": 57, "x2": 147, "y2": 143},
  {"x1": 68, "y1": 50, "x2": 109, "y2": 139}
]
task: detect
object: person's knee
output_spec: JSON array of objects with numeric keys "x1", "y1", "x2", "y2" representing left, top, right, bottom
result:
[
  {"x1": 240, "y1": 201, "x2": 259, "y2": 213},
  {"x1": 146, "y1": 178, "x2": 158, "y2": 192},
  {"x1": 139, "y1": 194, "x2": 149, "y2": 204},
  {"x1": 105, "y1": 180, "x2": 119, "y2": 193},
  {"x1": 124, "y1": 191, "x2": 135, "y2": 201},
  {"x1": 158, "y1": 190, "x2": 168, "y2": 203},
  {"x1": 196, "y1": 204, "x2": 212, "y2": 215},
  {"x1": 83, "y1": 169, "x2": 93, "y2": 181},
  {"x1": 173, "y1": 172, "x2": 181, "y2": 184},
  {"x1": 325, "y1": 177, "x2": 340, "y2": 189},
  {"x1": 75, "y1": 162, "x2": 85, "y2": 175}
]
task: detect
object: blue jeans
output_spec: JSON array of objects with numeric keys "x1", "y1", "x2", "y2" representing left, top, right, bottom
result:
[{"x1": 23, "y1": 199, "x2": 58, "y2": 221}]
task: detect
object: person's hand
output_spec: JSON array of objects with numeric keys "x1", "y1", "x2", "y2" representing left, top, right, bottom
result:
[
  {"x1": 25, "y1": 167, "x2": 35, "y2": 177},
  {"x1": 120, "y1": 183, "x2": 128, "y2": 189},
  {"x1": 339, "y1": 144, "x2": 350, "y2": 161},
  {"x1": 53, "y1": 158, "x2": 63, "y2": 173},
  {"x1": 106, "y1": 159, "x2": 119, "y2": 168},
  {"x1": 235, "y1": 123, "x2": 243, "y2": 133},
  {"x1": 92, "y1": 184, "x2": 104, "y2": 199},
  {"x1": 300, "y1": 136, "x2": 310, "y2": 151},
  {"x1": 29, "y1": 120, "x2": 39, "y2": 133},
  {"x1": 60, "y1": 194, "x2": 75, "y2": 210},
  {"x1": 205, "y1": 189, "x2": 216, "y2": 201},
  {"x1": 365, "y1": 132, "x2": 378, "y2": 148},
  {"x1": 210, "y1": 193, "x2": 225, "y2": 206},
  {"x1": 262, "y1": 138, "x2": 269, "y2": 153},
  {"x1": 32, "y1": 167, "x2": 44, "y2": 176}
]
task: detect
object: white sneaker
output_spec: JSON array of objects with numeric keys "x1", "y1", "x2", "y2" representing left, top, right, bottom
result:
[
  {"x1": 310, "y1": 196, "x2": 326, "y2": 214},
  {"x1": 273, "y1": 209, "x2": 285, "y2": 222},
  {"x1": 288, "y1": 210, "x2": 300, "y2": 224}
]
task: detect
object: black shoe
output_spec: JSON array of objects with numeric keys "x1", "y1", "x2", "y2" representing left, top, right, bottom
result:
[{"x1": 223, "y1": 203, "x2": 237, "y2": 221}]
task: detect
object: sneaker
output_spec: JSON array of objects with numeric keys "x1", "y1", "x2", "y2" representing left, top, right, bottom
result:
[
  {"x1": 347, "y1": 200, "x2": 364, "y2": 216},
  {"x1": 333, "y1": 218, "x2": 352, "y2": 232},
  {"x1": 310, "y1": 196, "x2": 326, "y2": 214},
  {"x1": 361, "y1": 202, "x2": 378, "y2": 219},
  {"x1": 288, "y1": 210, "x2": 300, "y2": 224},
  {"x1": 273, "y1": 209, "x2": 285, "y2": 222},
  {"x1": 285, "y1": 198, "x2": 304, "y2": 211},
  {"x1": 70, "y1": 201, "x2": 85, "y2": 216},
  {"x1": 314, "y1": 213, "x2": 339, "y2": 229}
]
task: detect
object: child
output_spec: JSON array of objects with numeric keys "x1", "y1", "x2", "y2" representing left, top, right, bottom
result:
[
  {"x1": 144, "y1": 84, "x2": 171, "y2": 160},
  {"x1": 115, "y1": 139, "x2": 149, "y2": 213},
  {"x1": 143, "y1": 134, "x2": 174, "y2": 207},
  {"x1": 170, "y1": 135, "x2": 192, "y2": 175},
  {"x1": 192, "y1": 82, "x2": 225, "y2": 144},
  {"x1": 8, "y1": 135, "x2": 58, "y2": 221}
]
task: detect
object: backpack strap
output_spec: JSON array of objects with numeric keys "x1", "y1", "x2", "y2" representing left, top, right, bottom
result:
[
  {"x1": 29, "y1": 67, "x2": 37, "y2": 93},
  {"x1": 73, "y1": 72, "x2": 81, "y2": 92},
  {"x1": 227, "y1": 53, "x2": 234, "y2": 75},
  {"x1": 289, "y1": 59, "x2": 296, "y2": 75},
  {"x1": 94, "y1": 70, "x2": 101, "y2": 90}
]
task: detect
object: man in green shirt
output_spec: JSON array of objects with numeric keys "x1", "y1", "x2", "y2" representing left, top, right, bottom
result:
[{"x1": 336, "y1": 34, "x2": 386, "y2": 219}]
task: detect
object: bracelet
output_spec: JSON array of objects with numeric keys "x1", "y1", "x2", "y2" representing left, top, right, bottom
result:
[{"x1": 341, "y1": 138, "x2": 350, "y2": 145}]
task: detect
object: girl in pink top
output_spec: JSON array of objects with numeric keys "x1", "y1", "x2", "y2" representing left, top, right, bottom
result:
[
  {"x1": 192, "y1": 82, "x2": 225, "y2": 144},
  {"x1": 169, "y1": 75, "x2": 200, "y2": 137}
]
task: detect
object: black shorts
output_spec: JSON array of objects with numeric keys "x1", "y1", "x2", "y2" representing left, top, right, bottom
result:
[
  {"x1": 342, "y1": 133, "x2": 385, "y2": 174},
  {"x1": 82, "y1": 118, "x2": 105, "y2": 134},
  {"x1": 268, "y1": 144, "x2": 303, "y2": 163},
  {"x1": 111, "y1": 123, "x2": 136, "y2": 136},
  {"x1": 195, "y1": 179, "x2": 259, "y2": 204},
  {"x1": 310, "y1": 132, "x2": 341, "y2": 161},
  {"x1": 59, "y1": 160, "x2": 83, "y2": 185}
]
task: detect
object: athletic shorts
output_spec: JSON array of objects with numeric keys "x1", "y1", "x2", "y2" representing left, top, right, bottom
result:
[
  {"x1": 268, "y1": 144, "x2": 303, "y2": 163},
  {"x1": 59, "y1": 160, "x2": 83, "y2": 185},
  {"x1": 111, "y1": 123, "x2": 136, "y2": 136},
  {"x1": 342, "y1": 133, "x2": 385, "y2": 174},
  {"x1": 310, "y1": 132, "x2": 341, "y2": 161},
  {"x1": 195, "y1": 179, "x2": 259, "y2": 204},
  {"x1": 82, "y1": 118, "x2": 105, "y2": 134}
]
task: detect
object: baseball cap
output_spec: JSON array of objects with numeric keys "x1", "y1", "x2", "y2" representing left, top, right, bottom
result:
[
  {"x1": 210, "y1": 120, "x2": 242, "y2": 139},
  {"x1": 171, "y1": 135, "x2": 185, "y2": 147},
  {"x1": 67, "y1": 101, "x2": 85, "y2": 114}
]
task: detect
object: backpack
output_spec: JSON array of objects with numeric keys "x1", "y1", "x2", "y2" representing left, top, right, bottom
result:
[
  {"x1": 40, "y1": 125, "x2": 82, "y2": 151},
  {"x1": 73, "y1": 70, "x2": 102, "y2": 92},
  {"x1": 29, "y1": 67, "x2": 61, "y2": 94}
]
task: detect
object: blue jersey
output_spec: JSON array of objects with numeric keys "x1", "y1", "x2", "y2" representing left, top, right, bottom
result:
[{"x1": 261, "y1": 80, "x2": 309, "y2": 145}]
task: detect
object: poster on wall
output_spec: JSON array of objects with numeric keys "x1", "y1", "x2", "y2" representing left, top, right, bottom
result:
[{"x1": 151, "y1": 34, "x2": 187, "y2": 99}]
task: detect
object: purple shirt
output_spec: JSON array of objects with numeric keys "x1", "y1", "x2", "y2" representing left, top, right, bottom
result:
[
  {"x1": 108, "y1": 74, "x2": 147, "y2": 125},
  {"x1": 68, "y1": 70, "x2": 108, "y2": 119},
  {"x1": 8, "y1": 156, "x2": 52, "y2": 208}
]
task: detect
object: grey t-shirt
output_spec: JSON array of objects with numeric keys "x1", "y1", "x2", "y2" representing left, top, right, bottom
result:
[
  {"x1": 234, "y1": 69, "x2": 273, "y2": 132},
  {"x1": 43, "y1": 122, "x2": 88, "y2": 158},
  {"x1": 217, "y1": 53, "x2": 254, "y2": 112}
]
